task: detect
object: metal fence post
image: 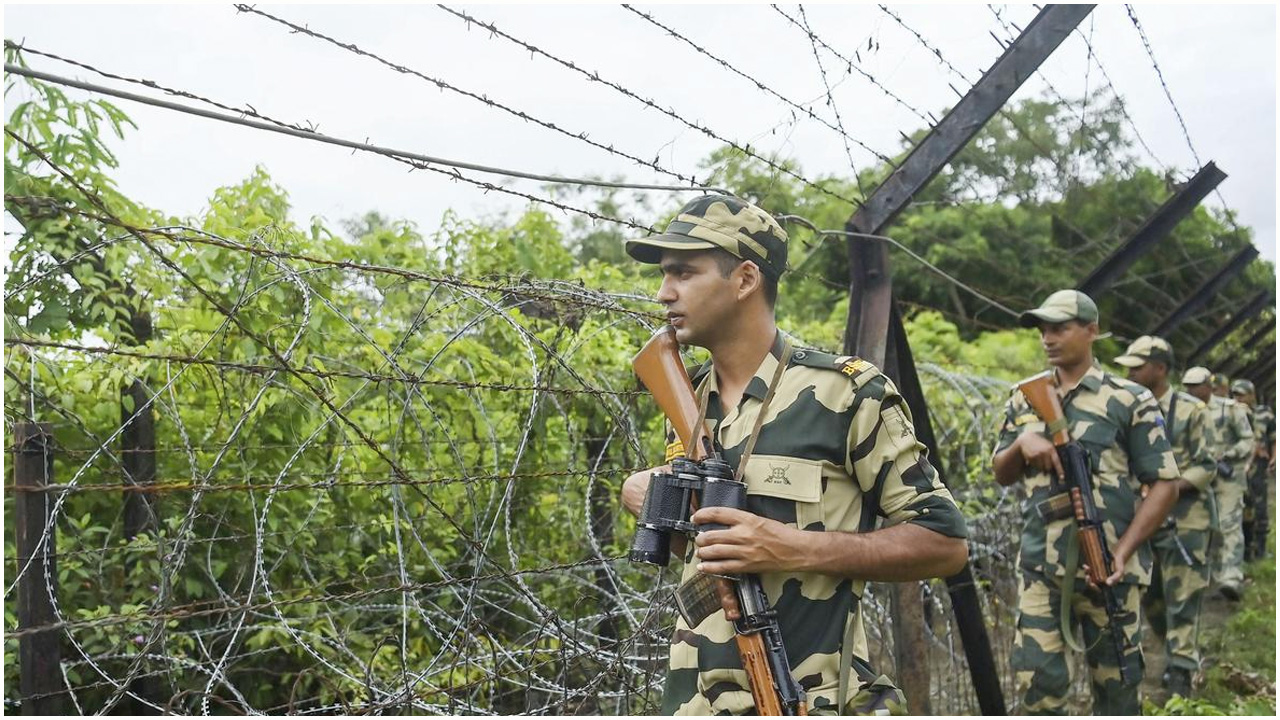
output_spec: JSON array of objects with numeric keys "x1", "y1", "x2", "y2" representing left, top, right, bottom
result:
[{"x1": 14, "y1": 422, "x2": 66, "y2": 715}]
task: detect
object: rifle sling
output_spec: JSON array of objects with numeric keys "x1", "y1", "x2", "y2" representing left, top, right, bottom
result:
[
  {"x1": 1060, "y1": 525, "x2": 1086, "y2": 653},
  {"x1": 693, "y1": 338, "x2": 794, "y2": 478}
]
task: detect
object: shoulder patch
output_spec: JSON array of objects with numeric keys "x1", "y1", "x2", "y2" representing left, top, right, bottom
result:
[{"x1": 1103, "y1": 373, "x2": 1147, "y2": 400}]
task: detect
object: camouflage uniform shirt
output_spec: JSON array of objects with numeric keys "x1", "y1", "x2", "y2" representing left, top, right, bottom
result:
[
  {"x1": 1157, "y1": 387, "x2": 1217, "y2": 530},
  {"x1": 661, "y1": 331, "x2": 967, "y2": 715},
  {"x1": 1207, "y1": 395, "x2": 1254, "y2": 463},
  {"x1": 994, "y1": 365, "x2": 1179, "y2": 585},
  {"x1": 1252, "y1": 404, "x2": 1275, "y2": 452}
]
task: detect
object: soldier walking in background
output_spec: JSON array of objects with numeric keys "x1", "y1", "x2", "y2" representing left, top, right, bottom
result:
[
  {"x1": 1114, "y1": 341, "x2": 1216, "y2": 699},
  {"x1": 1200, "y1": 375, "x2": 1255, "y2": 601},
  {"x1": 1233, "y1": 379, "x2": 1275, "y2": 561},
  {"x1": 992, "y1": 291, "x2": 1179, "y2": 715}
]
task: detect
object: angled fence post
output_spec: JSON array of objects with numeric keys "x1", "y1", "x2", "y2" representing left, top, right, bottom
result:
[
  {"x1": 841, "y1": 5, "x2": 1097, "y2": 714},
  {"x1": 1152, "y1": 245, "x2": 1257, "y2": 336},
  {"x1": 1187, "y1": 291, "x2": 1271, "y2": 365},
  {"x1": 1077, "y1": 162, "x2": 1227, "y2": 297}
]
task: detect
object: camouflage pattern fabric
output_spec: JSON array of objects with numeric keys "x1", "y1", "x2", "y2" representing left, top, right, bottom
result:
[
  {"x1": 994, "y1": 365, "x2": 1177, "y2": 714},
  {"x1": 624, "y1": 194, "x2": 790, "y2": 279},
  {"x1": 1244, "y1": 404, "x2": 1275, "y2": 558},
  {"x1": 1141, "y1": 387, "x2": 1216, "y2": 672},
  {"x1": 1206, "y1": 395, "x2": 1254, "y2": 588},
  {"x1": 1253, "y1": 404, "x2": 1277, "y2": 449},
  {"x1": 1152, "y1": 388, "x2": 1217, "y2": 531},
  {"x1": 1143, "y1": 526, "x2": 1212, "y2": 671},
  {"x1": 993, "y1": 365, "x2": 1179, "y2": 586},
  {"x1": 659, "y1": 331, "x2": 965, "y2": 716},
  {"x1": 1012, "y1": 570, "x2": 1145, "y2": 715}
]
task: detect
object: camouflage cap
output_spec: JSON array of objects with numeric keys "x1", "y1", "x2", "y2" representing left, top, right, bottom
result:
[
  {"x1": 1231, "y1": 378, "x2": 1256, "y2": 396},
  {"x1": 625, "y1": 194, "x2": 789, "y2": 279},
  {"x1": 1212, "y1": 372, "x2": 1230, "y2": 388},
  {"x1": 1017, "y1": 289, "x2": 1100, "y2": 328},
  {"x1": 1114, "y1": 335, "x2": 1174, "y2": 368},
  {"x1": 1181, "y1": 366, "x2": 1212, "y2": 385}
]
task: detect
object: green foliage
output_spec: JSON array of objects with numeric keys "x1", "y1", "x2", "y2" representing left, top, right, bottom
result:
[
  {"x1": 1147, "y1": 527, "x2": 1277, "y2": 715},
  {"x1": 5, "y1": 58, "x2": 1275, "y2": 714}
]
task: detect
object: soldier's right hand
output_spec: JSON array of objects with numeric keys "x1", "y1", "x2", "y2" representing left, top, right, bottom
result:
[
  {"x1": 621, "y1": 465, "x2": 670, "y2": 518},
  {"x1": 1017, "y1": 432, "x2": 1065, "y2": 479}
]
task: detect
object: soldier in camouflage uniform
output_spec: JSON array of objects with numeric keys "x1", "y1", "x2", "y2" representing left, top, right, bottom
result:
[
  {"x1": 1114, "y1": 339, "x2": 1216, "y2": 698},
  {"x1": 1199, "y1": 375, "x2": 1254, "y2": 600},
  {"x1": 992, "y1": 292, "x2": 1180, "y2": 715},
  {"x1": 620, "y1": 194, "x2": 969, "y2": 715},
  {"x1": 1232, "y1": 379, "x2": 1275, "y2": 560}
]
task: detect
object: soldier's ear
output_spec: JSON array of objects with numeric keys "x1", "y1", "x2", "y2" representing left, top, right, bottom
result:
[{"x1": 733, "y1": 260, "x2": 764, "y2": 302}]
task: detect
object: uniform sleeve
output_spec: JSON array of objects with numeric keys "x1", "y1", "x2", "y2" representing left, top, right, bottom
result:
[
  {"x1": 1180, "y1": 403, "x2": 1216, "y2": 492},
  {"x1": 1224, "y1": 403, "x2": 1256, "y2": 461},
  {"x1": 846, "y1": 371, "x2": 967, "y2": 539},
  {"x1": 1127, "y1": 391, "x2": 1180, "y2": 483},
  {"x1": 992, "y1": 391, "x2": 1023, "y2": 460}
]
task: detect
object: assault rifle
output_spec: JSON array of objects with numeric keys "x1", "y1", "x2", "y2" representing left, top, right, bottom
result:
[
  {"x1": 631, "y1": 326, "x2": 807, "y2": 716},
  {"x1": 1017, "y1": 371, "x2": 1134, "y2": 686}
]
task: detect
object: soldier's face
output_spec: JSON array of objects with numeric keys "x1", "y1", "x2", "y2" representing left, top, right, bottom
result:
[
  {"x1": 1037, "y1": 320, "x2": 1096, "y2": 368},
  {"x1": 1125, "y1": 361, "x2": 1162, "y2": 390},
  {"x1": 657, "y1": 249, "x2": 738, "y2": 346},
  {"x1": 1187, "y1": 384, "x2": 1212, "y2": 403}
]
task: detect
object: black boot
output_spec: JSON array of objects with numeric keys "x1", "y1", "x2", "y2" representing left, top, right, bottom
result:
[{"x1": 1163, "y1": 667, "x2": 1192, "y2": 698}]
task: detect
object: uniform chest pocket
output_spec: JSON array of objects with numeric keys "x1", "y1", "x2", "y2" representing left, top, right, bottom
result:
[{"x1": 741, "y1": 455, "x2": 824, "y2": 530}]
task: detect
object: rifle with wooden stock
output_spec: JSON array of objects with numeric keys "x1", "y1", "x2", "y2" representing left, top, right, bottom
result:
[
  {"x1": 1017, "y1": 371, "x2": 1134, "y2": 685},
  {"x1": 631, "y1": 326, "x2": 807, "y2": 716}
]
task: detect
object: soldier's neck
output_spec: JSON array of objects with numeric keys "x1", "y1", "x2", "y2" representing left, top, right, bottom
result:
[
  {"x1": 707, "y1": 316, "x2": 777, "y2": 401},
  {"x1": 1151, "y1": 379, "x2": 1171, "y2": 400},
  {"x1": 1053, "y1": 355, "x2": 1094, "y2": 393}
]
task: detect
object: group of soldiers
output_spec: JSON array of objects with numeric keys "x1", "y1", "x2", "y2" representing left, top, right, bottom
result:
[
  {"x1": 996, "y1": 292, "x2": 1276, "y2": 712},
  {"x1": 1113, "y1": 339, "x2": 1275, "y2": 699},
  {"x1": 619, "y1": 195, "x2": 1273, "y2": 715}
]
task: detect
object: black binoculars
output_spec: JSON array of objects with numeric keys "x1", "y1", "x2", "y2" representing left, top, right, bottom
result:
[{"x1": 629, "y1": 456, "x2": 747, "y2": 566}]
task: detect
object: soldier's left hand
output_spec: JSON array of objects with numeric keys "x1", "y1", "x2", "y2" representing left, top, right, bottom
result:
[
  {"x1": 1081, "y1": 549, "x2": 1128, "y2": 590},
  {"x1": 690, "y1": 506, "x2": 804, "y2": 575}
]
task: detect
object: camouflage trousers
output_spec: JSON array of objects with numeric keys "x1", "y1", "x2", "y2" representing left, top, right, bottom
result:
[
  {"x1": 1242, "y1": 461, "x2": 1271, "y2": 559},
  {"x1": 1012, "y1": 569, "x2": 1144, "y2": 715},
  {"x1": 1212, "y1": 468, "x2": 1248, "y2": 588},
  {"x1": 1142, "y1": 524, "x2": 1211, "y2": 671}
]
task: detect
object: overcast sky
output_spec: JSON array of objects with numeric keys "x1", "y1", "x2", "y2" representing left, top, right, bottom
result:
[{"x1": 4, "y1": 4, "x2": 1276, "y2": 265}]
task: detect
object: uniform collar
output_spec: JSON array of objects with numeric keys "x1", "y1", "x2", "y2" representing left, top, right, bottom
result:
[
  {"x1": 1059, "y1": 363, "x2": 1105, "y2": 395},
  {"x1": 1156, "y1": 385, "x2": 1175, "y2": 411},
  {"x1": 697, "y1": 330, "x2": 787, "y2": 402}
]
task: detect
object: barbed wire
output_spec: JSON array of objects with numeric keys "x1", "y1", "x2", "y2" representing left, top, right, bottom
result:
[
  {"x1": 3, "y1": 62, "x2": 673, "y2": 236},
  {"x1": 430, "y1": 5, "x2": 859, "y2": 210},
  {"x1": 229, "y1": 5, "x2": 710, "y2": 193},
  {"x1": 3, "y1": 194, "x2": 662, "y2": 321},
  {"x1": 6, "y1": 7, "x2": 1262, "y2": 715},
  {"x1": 4, "y1": 555, "x2": 626, "y2": 640},
  {"x1": 3, "y1": 337, "x2": 649, "y2": 399},
  {"x1": 769, "y1": 4, "x2": 935, "y2": 127},
  {"x1": 1122, "y1": 5, "x2": 1200, "y2": 168},
  {"x1": 619, "y1": 4, "x2": 896, "y2": 195},
  {"x1": 620, "y1": 4, "x2": 900, "y2": 172},
  {"x1": 793, "y1": 5, "x2": 867, "y2": 199}
]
